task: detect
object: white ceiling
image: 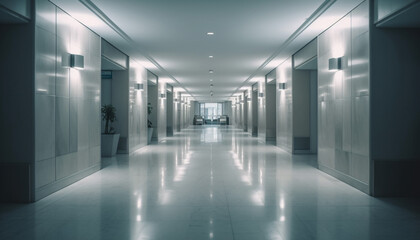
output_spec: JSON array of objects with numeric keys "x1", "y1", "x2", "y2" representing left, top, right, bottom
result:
[{"x1": 51, "y1": 0, "x2": 364, "y2": 102}]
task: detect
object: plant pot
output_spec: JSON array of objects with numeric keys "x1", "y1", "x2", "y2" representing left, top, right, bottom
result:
[
  {"x1": 101, "y1": 134, "x2": 120, "y2": 157},
  {"x1": 148, "y1": 128, "x2": 153, "y2": 144}
]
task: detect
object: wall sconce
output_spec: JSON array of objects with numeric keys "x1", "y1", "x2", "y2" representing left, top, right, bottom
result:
[
  {"x1": 359, "y1": 90, "x2": 369, "y2": 97},
  {"x1": 62, "y1": 53, "x2": 84, "y2": 69},
  {"x1": 258, "y1": 92, "x2": 264, "y2": 98},
  {"x1": 160, "y1": 93, "x2": 166, "y2": 99},
  {"x1": 247, "y1": 98, "x2": 251, "y2": 102},
  {"x1": 320, "y1": 95, "x2": 325, "y2": 102},
  {"x1": 328, "y1": 57, "x2": 343, "y2": 71},
  {"x1": 174, "y1": 98, "x2": 179, "y2": 102},
  {"x1": 135, "y1": 83, "x2": 144, "y2": 91},
  {"x1": 71, "y1": 54, "x2": 84, "y2": 69},
  {"x1": 278, "y1": 83, "x2": 286, "y2": 90}
]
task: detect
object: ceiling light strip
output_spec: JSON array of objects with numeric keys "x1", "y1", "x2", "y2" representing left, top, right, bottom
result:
[
  {"x1": 232, "y1": 0, "x2": 336, "y2": 96},
  {"x1": 78, "y1": 0, "x2": 195, "y2": 99}
]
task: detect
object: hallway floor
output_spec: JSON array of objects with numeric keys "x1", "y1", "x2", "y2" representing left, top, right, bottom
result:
[{"x1": 1, "y1": 126, "x2": 420, "y2": 240}]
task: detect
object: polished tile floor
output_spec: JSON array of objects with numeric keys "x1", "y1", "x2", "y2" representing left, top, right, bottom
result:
[{"x1": 1, "y1": 126, "x2": 420, "y2": 240}]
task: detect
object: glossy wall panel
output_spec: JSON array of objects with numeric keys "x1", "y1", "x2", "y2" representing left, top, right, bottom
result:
[
  {"x1": 157, "y1": 81, "x2": 167, "y2": 141},
  {"x1": 257, "y1": 79, "x2": 266, "y2": 143},
  {"x1": 317, "y1": 1, "x2": 370, "y2": 193},
  {"x1": 129, "y1": 59, "x2": 148, "y2": 151},
  {"x1": 34, "y1": 0, "x2": 101, "y2": 200},
  {"x1": 276, "y1": 58, "x2": 293, "y2": 152}
]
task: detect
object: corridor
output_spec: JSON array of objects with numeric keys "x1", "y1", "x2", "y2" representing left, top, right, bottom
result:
[{"x1": 1, "y1": 126, "x2": 420, "y2": 240}]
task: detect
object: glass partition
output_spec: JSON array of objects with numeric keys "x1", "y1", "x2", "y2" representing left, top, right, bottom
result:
[{"x1": 199, "y1": 103, "x2": 223, "y2": 121}]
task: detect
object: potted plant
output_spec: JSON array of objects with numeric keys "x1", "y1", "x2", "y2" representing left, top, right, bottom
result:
[
  {"x1": 148, "y1": 102, "x2": 153, "y2": 144},
  {"x1": 101, "y1": 104, "x2": 120, "y2": 157}
]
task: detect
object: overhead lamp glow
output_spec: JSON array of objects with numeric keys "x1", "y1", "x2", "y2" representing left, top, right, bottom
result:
[
  {"x1": 209, "y1": 70, "x2": 214, "y2": 74},
  {"x1": 209, "y1": 79, "x2": 213, "y2": 82},
  {"x1": 135, "y1": 83, "x2": 144, "y2": 91},
  {"x1": 278, "y1": 83, "x2": 286, "y2": 90},
  {"x1": 206, "y1": 32, "x2": 214, "y2": 36},
  {"x1": 328, "y1": 57, "x2": 343, "y2": 71},
  {"x1": 209, "y1": 56, "x2": 214, "y2": 58}
]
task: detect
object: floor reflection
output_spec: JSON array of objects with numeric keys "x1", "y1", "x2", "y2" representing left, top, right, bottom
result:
[{"x1": 0, "y1": 125, "x2": 420, "y2": 240}]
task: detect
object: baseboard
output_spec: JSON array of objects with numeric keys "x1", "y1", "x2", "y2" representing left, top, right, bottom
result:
[
  {"x1": 319, "y1": 164, "x2": 370, "y2": 195},
  {"x1": 34, "y1": 164, "x2": 101, "y2": 201}
]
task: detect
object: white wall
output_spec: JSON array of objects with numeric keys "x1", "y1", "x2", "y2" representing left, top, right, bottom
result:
[
  {"x1": 276, "y1": 58, "x2": 293, "y2": 152},
  {"x1": 34, "y1": 1, "x2": 101, "y2": 200},
  {"x1": 128, "y1": 59, "x2": 148, "y2": 151},
  {"x1": 257, "y1": 79, "x2": 266, "y2": 143},
  {"x1": 157, "y1": 81, "x2": 167, "y2": 141},
  {"x1": 318, "y1": 1, "x2": 370, "y2": 194}
]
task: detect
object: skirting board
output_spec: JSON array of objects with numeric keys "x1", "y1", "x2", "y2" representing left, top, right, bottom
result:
[
  {"x1": 319, "y1": 164, "x2": 370, "y2": 195},
  {"x1": 34, "y1": 164, "x2": 101, "y2": 201}
]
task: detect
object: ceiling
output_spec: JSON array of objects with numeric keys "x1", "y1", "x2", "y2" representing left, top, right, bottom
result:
[{"x1": 51, "y1": 0, "x2": 364, "y2": 102}]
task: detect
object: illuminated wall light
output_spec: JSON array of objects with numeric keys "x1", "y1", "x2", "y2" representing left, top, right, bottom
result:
[
  {"x1": 247, "y1": 98, "x2": 251, "y2": 102},
  {"x1": 278, "y1": 82, "x2": 286, "y2": 90},
  {"x1": 71, "y1": 54, "x2": 84, "y2": 69},
  {"x1": 359, "y1": 90, "x2": 369, "y2": 97},
  {"x1": 206, "y1": 32, "x2": 214, "y2": 36},
  {"x1": 209, "y1": 70, "x2": 214, "y2": 74},
  {"x1": 328, "y1": 57, "x2": 343, "y2": 71},
  {"x1": 209, "y1": 55, "x2": 214, "y2": 58},
  {"x1": 62, "y1": 53, "x2": 84, "y2": 69},
  {"x1": 135, "y1": 83, "x2": 144, "y2": 91}
]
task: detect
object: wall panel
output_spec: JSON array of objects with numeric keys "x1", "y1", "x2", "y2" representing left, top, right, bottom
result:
[
  {"x1": 317, "y1": 1, "x2": 370, "y2": 194},
  {"x1": 34, "y1": 1, "x2": 101, "y2": 200}
]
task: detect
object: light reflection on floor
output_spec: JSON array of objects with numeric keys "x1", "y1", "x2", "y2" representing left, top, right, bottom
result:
[{"x1": 1, "y1": 125, "x2": 420, "y2": 240}]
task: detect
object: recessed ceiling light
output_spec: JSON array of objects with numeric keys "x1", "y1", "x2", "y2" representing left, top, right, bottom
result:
[
  {"x1": 209, "y1": 56, "x2": 214, "y2": 58},
  {"x1": 209, "y1": 79, "x2": 213, "y2": 82},
  {"x1": 209, "y1": 70, "x2": 214, "y2": 74},
  {"x1": 206, "y1": 32, "x2": 214, "y2": 36}
]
